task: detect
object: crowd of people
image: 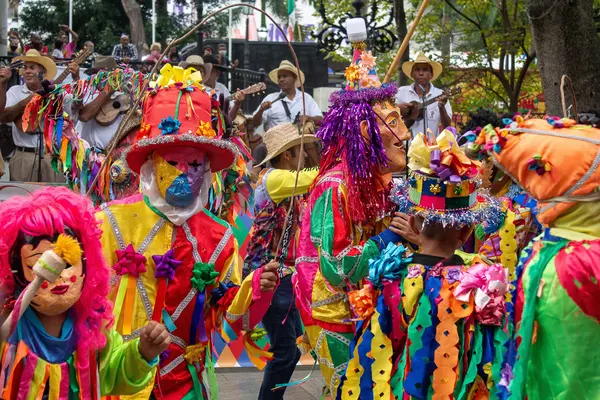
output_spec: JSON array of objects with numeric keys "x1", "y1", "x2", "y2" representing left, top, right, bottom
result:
[{"x1": 0, "y1": 21, "x2": 597, "y2": 400}]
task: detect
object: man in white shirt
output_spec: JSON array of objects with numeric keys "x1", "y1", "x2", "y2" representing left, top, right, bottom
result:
[
  {"x1": 0, "y1": 50, "x2": 66, "y2": 182},
  {"x1": 252, "y1": 60, "x2": 323, "y2": 132},
  {"x1": 76, "y1": 56, "x2": 123, "y2": 152},
  {"x1": 396, "y1": 52, "x2": 452, "y2": 138}
]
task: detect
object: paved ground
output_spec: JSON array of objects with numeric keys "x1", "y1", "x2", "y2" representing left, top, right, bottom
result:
[{"x1": 216, "y1": 367, "x2": 325, "y2": 399}]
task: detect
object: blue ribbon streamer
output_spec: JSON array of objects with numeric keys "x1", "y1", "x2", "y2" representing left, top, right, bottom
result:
[
  {"x1": 368, "y1": 243, "x2": 412, "y2": 288},
  {"x1": 162, "y1": 309, "x2": 177, "y2": 332},
  {"x1": 56, "y1": 117, "x2": 63, "y2": 146},
  {"x1": 358, "y1": 328, "x2": 374, "y2": 400},
  {"x1": 190, "y1": 292, "x2": 206, "y2": 344}
]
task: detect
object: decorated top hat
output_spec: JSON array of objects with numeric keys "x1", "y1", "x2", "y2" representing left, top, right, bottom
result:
[
  {"x1": 125, "y1": 64, "x2": 238, "y2": 174},
  {"x1": 393, "y1": 128, "x2": 501, "y2": 227},
  {"x1": 483, "y1": 117, "x2": 600, "y2": 226}
]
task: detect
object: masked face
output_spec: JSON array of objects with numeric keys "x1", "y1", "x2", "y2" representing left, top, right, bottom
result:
[
  {"x1": 152, "y1": 147, "x2": 209, "y2": 208},
  {"x1": 369, "y1": 101, "x2": 411, "y2": 174},
  {"x1": 20, "y1": 238, "x2": 85, "y2": 316}
]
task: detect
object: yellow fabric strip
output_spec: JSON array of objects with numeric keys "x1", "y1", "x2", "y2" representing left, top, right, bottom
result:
[
  {"x1": 26, "y1": 358, "x2": 48, "y2": 400},
  {"x1": 48, "y1": 363, "x2": 62, "y2": 400},
  {"x1": 370, "y1": 313, "x2": 392, "y2": 400},
  {"x1": 122, "y1": 276, "x2": 138, "y2": 335},
  {"x1": 112, "y1": 276, "x2": 128, "y2": 325}
]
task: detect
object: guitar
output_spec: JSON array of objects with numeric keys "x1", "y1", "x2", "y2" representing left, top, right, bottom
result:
[
  {"x1": 226, "y1": 82, "x2": 266, "y2": 100},
  {"x1": 96, "y1": 93, "x2": 131, "y2": 126},
  {"x1": 403, "y1": 87, "x2": 461, "y2": 128},
  {"x1": 52, "y1": 46, "x2": 94, "y2": 84}
]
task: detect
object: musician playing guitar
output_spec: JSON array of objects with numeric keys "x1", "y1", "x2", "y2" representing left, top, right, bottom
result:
[
  {"x1": 76, "y1": 56, "x2": 126, "y2": 153},
  {"x1": 396, "y1": 52, "x2": 452, "y2": 137},
  {"x1": 0, "y1": 50, "x2": 80, "y2": 182}
]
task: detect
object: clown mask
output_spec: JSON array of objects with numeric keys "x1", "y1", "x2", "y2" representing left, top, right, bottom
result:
[
  {"x1": 152, "y1": 147, "x2": 210, "y2": 208},
  {"x1": 362, "y1": 101, "x2": 411, "y2": 175},
  {"x1": 20, "y1": 238, "x2": 85, "y2": 316}
]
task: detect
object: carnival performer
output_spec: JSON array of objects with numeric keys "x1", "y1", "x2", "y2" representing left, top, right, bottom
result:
[
  {"x1": 0, "y1": 50, "x2": 70, "y2": 182},
  {"x1": 98, "y1": 64, "x2": 279, "y2": 400},
  {"x1": 294, "y1": 37, "x2": 411, "y2": 396},
  {"x1": 0, "y1": 187, "x2": 170, "y2": 398},
  {"x1": 461, "y1": 122, "x2": 539, "y2": 284},
  {"x1": 242, "y1": 123, "x2": 319, "y2": 399},
  {"x1": 484, "y1": 117, "x2": 600, "y2": 400},
  {"x1": 76, "y1": 56, "x2": 124, "y2": 153},
  {"x1": 336, "y1": 128, "x2": 506, "y2": 399}
]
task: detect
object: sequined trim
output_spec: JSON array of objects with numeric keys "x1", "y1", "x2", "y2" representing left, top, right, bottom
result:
[
  {"x1": 182, "y1": 222, "x2": 202, "y2": 263},
  {"x1": 311, "y1": 292, "x2": 346, "y2": 309},
  {"x1": 122, "y1": 328, "x2": 143, "y2": 342},
  {"x1": 159, "y1": 354, "x2": 185, "y2": 377},
  {"x1": 139, "y1": 218, "x2": 167, "y2": 254},
  {"x1": 171, "y1": 287, "x2": 198, "y2": 323},
  {"x1": 103, "y1": 206, "x2": 126, "y2": 250},
  {"x1": 209, "y1": 227, "x2": 232, "y2": 265},
  {"x1": 295, "y1": 256, "x2": 319, "y2": 265},
  {"x1": 226, "y1": 310, "x2": 243, "y2": 322},
  {"x1": 137, "y1": 276, "x2": 153, "y2": 320},
  {"x1": 319, "y1": 176, "x2": 344, "y2": 185},
  {"x1": 242, "y1": 311, "x2": 250, "y2": 331},
  {"x1": 170, "y1": 334, "x2": 187, "y2": 350},
  {"x1": 110, "y1": 276, "x2": 119, "y2": 287}
]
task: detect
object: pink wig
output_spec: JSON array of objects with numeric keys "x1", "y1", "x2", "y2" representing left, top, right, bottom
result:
[{"x1": 0, "y1": 187, "x2": 113, "y2": 369}]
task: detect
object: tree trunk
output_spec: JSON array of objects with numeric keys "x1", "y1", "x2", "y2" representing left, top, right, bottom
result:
[
  {"x1": 528, "y1": 0, "x2": 600, "y2": 116},
  {"x1": 394, "y1": 0, "x2": 409, "y2": 86},
  {"x1": 121, "y1": 0, "x2": 148, "y2": 56}
]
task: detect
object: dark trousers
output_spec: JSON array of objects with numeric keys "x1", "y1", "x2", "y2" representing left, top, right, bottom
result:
[{"x1": 258, "y1": 276, "x2": 302, "y2": 400}]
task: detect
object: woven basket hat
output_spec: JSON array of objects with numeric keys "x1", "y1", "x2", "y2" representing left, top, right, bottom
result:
[{"x1": 257, "y1": 123, "x2": 319, "y2": 166}]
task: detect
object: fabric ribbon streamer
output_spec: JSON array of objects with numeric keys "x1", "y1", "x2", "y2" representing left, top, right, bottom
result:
[
  {"x1": 154, "y1": 64, "x2": 204, "y2": 89},
  {"x1": 112, "y1": 244, "x2": 147, "y2": 334},
  {"x1": 409, "y1": 129, "x2": 478, "y2": 180},
  {"x1": 151, "y1": 249, "x2": 182, "y2": 321},
  {"x1": 368, "y1": 243, "x2": 411, "y2": 288},
  {"x1": 189, "y1": 262, "x2": 218, "y2": 344}
]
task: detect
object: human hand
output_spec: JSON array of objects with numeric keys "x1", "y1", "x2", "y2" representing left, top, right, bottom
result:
[
  {"x1": 0, "y1": 68, "x2": 12, "y2": 84},
  {"x1": 260, "y1": 101, "x2": 272, "y2": 111},
  {"x1": 234, "y1": 89, "x2": 245, "y2": 104},
  {"x1": 389, "y1": 212, "x2": 422, "y2": 247},
  {"x1": 399, "y1": 102, "x2": 412, "y2": 117},
  {"x1": 67, "y1": 62, "x2": 79, "y2": 81},
  {"x1": 138, "y1": 321, "x2": 171, "y2": 363},
  {"x1": 260, "y1": 261, "x2": 279, "y2": 292},
  {"x1": 300, "y1": 115, "x2": 311, "y2": 125},
  {"x1": 123, "y1": 57, "x2": 131, "y2": 64},
  {"x1": 437, "y1": 95, "x2": 448, "y2": 108},
  {"x1": 59, "y1": 24, "x2": 69, "y2": 30}
]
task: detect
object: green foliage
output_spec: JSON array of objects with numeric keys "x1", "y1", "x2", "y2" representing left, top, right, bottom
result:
[{"x1": 19, "y1": 0, "x2": 189, "y2": 55}]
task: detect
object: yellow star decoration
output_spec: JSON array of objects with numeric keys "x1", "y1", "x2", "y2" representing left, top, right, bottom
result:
[
  {"x1": 430, "y1": 183, "x2": 442, "y2": 194},
  {"x1": 344, "y1": 64, "x2": 360, "y2": 83},
  {"x1": 196, "y1": 121, "x2": 216, "y2": 138}
]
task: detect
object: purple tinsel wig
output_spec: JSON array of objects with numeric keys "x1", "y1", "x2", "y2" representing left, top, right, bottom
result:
[{"x1": 315, "y1": 83, "x2": 398, "y2": 223}]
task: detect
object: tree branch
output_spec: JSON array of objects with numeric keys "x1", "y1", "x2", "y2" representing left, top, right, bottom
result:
[
  {"x1": 475, "y1": 81, "x2": 510, "y2": 109},
  {"x1": 514, "y1": 51, "x2": 537, "y2": 97}
]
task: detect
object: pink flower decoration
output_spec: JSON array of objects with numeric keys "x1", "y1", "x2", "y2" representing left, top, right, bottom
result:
[{"x1": 114, "y1": 244, "x2": 147, "y2": 277}]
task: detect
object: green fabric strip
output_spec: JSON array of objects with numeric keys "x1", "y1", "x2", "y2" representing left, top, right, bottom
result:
[
  {"x1": 144, "y1": 195, "x2": 169, "y2": 220},
  {"x1": 490, "y1": 322, "x2": 508, "y2": 397},
  {"x1": 509, "y1": 240, "x2": 568, "y2": 400},
  {"x1": 68, "y1": 355, "x2": 79, "y2": 400},
  {"x1": 174, "y1": 90, "x2": 183, "y2": 120},
  {"x1": 187, "y1": 363, "x2": 205, "y2": 400},
  {"x1": 457, "y1": 324, "x2": 483, "y2": 400}
]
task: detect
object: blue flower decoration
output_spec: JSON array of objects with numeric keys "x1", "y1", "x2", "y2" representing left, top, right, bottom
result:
[{"x1": 158, "y1": 116, "x2": 181, "y2": 135}]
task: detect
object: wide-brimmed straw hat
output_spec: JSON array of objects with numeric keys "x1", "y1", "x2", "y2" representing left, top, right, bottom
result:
[
  {"x1": 178, "y1": 55, "x2": 212, "y2": 77},
  {"x1": 402, "y1": 52, "x2": 443, "y2": 81},
  {"x1": 258, "y1": 123, "x2": 319, "y2": 166},
  {"x1": 84, "y1": 56, "x2": 118, "y2": 75},
  {"x1": 14, "y1": 49, "x2": 57, "y2": 80},
  {"x1": 268, "y1": 60, "x2": 305, "y2": 88}
]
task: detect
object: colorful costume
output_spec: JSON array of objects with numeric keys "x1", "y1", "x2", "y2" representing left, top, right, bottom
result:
[
  {"x1": 462, "y1": 123, "x2": 540, "y2": 292},
  {"x1": 336, "y1": 129, "x2": 506, "y2": 399},
  {"x1": 294, "y1": 42, "x2": 411, "y2": 394},
  {"x1": 0, "y1": 187, "x2": 156, "y2": 399},
  {"x1": 98, "y1": 65, "x2": 276, "y2": 399},
  {"x1": 486, "y1": 118, "x2": 600, "y2": 400}
]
